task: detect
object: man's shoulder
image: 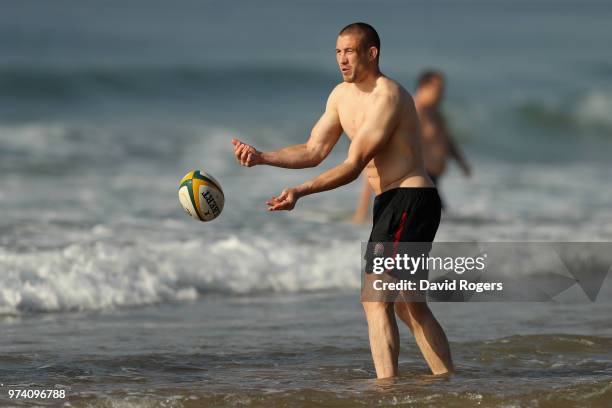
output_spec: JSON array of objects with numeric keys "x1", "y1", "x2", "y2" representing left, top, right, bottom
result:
[
  {"x1": 375, "y1": 76, "x2": 411, "y2": 101},
  {"x1": 330, "y1": 82, "x2": 349, "y2": 97},
  {"x1": 369, "y1": 79, "x2": 410, "y2": 113},
  {"x1": 326, "y1": 83, "x2": 348, "y2": 107}
]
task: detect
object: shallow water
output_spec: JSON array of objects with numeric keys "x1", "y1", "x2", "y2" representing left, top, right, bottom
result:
[{"x1": 2, "y1": 293, "x2": 611, "y2": 407}]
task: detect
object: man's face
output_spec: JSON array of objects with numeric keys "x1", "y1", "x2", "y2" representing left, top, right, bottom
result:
[
  {"x1": 420, "y1": 77, "x2": 445, "y2": 105},
  {"x1": 336, "y1": 34, "x2": 370, "y2": 83}
]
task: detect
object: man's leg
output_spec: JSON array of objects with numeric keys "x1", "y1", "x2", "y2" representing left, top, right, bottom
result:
[
  {"x1": 394, "y1": 302, "x2": 453, "y2": 375},
  {"x1": 362, "y1": 301, "x2": 400, "y2": 378},
  {"x1": 351, "y1": 175, "x2": 372, "y2": 224}
]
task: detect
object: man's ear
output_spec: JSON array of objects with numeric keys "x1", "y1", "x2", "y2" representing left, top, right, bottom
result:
[{"x1": 368, "y1": 46, "x2": 379, "y2": 62}]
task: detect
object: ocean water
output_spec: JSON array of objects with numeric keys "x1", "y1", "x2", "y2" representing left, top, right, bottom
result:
[{"x1": 1, "y1": 1, "x2": 612, "y2": 407}]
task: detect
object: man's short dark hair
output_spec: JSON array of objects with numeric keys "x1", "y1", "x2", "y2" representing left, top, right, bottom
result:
[
  {"x1": 417, "y1": 70, "x2": 444, "y2": 88},
  {"x1": 339, "y1": 22, "x2": 380, "y2": 59}
]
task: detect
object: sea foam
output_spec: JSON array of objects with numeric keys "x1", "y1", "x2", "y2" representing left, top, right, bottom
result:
[{"x1": 0, "y1": 231, "x2": 360, "y2": 315}]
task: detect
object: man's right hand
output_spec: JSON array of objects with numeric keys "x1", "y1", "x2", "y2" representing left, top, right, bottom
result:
[{"x1": 232, "y1": 138, "x2": 263, "y2": 167}]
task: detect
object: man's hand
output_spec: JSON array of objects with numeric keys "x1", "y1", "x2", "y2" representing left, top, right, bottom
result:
[
  {"x1": 232, "y1": 138, "x2": 263, "y2": 167},
  {"x1": 266, "y1": 188, "x2": 299, "y2": 211}
]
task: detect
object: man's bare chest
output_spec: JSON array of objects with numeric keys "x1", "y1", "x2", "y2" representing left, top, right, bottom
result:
[{"x1": 337, "y1": 101, "x2": 368, "y2": 140}]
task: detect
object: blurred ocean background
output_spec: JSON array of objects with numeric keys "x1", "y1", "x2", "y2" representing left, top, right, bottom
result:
[{"x1": 1, "y1": 0, "x2": 611, "y2": 406}]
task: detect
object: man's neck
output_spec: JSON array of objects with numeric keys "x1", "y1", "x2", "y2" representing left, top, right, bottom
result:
[{"x1": 353, "y1": 69, "x2": 383, "y2": 93}]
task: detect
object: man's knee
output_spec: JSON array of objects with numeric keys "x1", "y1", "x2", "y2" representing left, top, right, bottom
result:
[
  {"x1": 405, "y1": 302, "x2": 432, "y2": 324},
  {"x1": 394, "y1": 302, "x2": 408, "y2": 314},
  {"x1": 393, "y1": 302, "x2": 414, "y2": 329}
]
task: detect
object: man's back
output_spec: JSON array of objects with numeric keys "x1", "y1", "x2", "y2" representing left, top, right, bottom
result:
[{"x1": 333, "y1": 76, "x2": 431, "y2": 195}]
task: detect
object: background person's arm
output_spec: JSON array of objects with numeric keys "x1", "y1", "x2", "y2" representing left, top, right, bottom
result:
[
  {"x1": 439, "y1": 115, "x2": 471, "y2": 176},
  {"x1": 233, "y1": 90, "x2": 343, "y2": 169},
  {"x1": 447, "y1": 137, "x2": 471, "y2": 176},
  {"x1": 267, "y1": 92, "x2": 401, "y2": 211}
]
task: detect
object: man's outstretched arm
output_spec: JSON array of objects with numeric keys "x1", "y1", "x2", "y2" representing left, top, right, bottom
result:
[
  {"x1": 232, "y1": 91, "x2": 343, "y2": 169},
  {"x1": 267, "y1": 93, "x2": 401, "y2": 211}
]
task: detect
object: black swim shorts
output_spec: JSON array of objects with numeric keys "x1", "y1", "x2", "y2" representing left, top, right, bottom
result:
[{"x1": 365, "y1": 187, "x2": 442, "y2": 278}]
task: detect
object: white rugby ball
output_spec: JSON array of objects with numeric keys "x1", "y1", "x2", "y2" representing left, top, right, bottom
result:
[{"x1": 178, "y1": 170, "x2": 224, "y2": 222}]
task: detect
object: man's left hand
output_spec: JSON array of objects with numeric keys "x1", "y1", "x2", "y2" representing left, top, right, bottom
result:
[{"x1": 267, "y1": 188, "x2": 299, "y2": 211}]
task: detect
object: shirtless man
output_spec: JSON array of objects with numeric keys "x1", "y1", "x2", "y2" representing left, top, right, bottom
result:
[
  {"x1": 415, "y1": 70, "x2": 470, "y2": 198},
  {"x1": 351, "y1": 70, "x2": 471, "y2": 222},
  {"x1": 232, "y1": 22, "x2": 453, "y2": 378}
]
